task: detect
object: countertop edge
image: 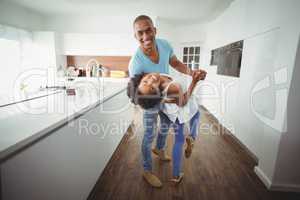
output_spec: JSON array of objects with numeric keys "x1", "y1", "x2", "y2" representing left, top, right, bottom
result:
[{"x1": 0, "y1": 87, "x2": 127, "y2": 164}]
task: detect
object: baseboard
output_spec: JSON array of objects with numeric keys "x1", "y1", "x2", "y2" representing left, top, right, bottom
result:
[
  {"x1": 270, "y1": 183, "x2": 300, "y2": 193},
  {"x1": 0, "y1": 166, "x2": 2, "y2": 200},
  {"x1": 254, "y1": 166, "x2": 300, "y2": 193},
  {"x1": 254, "y1": 166, "x2": 272, "y2": 189}
]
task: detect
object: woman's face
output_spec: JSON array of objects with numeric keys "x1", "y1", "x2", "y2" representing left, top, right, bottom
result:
[{"x1": 138, "y1": 73, "x2": 161, "y2": 95}]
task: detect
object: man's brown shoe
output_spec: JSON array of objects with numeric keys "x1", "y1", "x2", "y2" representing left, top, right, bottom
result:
[
  {"x1": 142, "y1": 171, "x2": 162, "y2": 188},
  {"x1": 152, "y1": 148, "x2": 171, "y2": 161},
  {"x1": 185, "y1": 136, "x2": 194, "y2": 158}
]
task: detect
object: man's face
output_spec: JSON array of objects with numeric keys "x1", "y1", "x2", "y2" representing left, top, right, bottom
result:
[{"x1": 134, "y1": 19, "x2": 156, "y2": 50}]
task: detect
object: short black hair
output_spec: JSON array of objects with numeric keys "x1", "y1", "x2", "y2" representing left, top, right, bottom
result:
[
  {"x1": 127, "y1": 73, "x2": 162, "y2": 109},
  {"x1": 133, "y1": 15, "x2": 154, "y2": 26}
]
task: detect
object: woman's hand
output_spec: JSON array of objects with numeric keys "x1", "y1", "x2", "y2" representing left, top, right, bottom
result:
[
  {"x1": 192, "y1": 69, "x2": 207, "y2": 81},
  {"x1": 192, "y1": 71, "x2": 202, "y2": 83},
  {"x1": 199, "y1": 69, "x2": 207, "y2": 80}
]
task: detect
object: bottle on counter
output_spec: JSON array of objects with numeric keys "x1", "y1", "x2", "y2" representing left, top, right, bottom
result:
[{"x1": 78, "y1": 66, "x2": 84, "y2": 77}]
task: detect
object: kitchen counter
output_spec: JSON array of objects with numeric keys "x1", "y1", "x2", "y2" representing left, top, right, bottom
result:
[{"x1": 0, "y1": 77, "x2": 129, "y2": 163}]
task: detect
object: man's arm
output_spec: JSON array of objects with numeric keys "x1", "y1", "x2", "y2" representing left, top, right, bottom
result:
[
  {"x1": 169, "y1": 55, "x2": 207, "y2": 80},
  {"x1": 169, "y1": 55, "x2": 192, "y2": 76}
]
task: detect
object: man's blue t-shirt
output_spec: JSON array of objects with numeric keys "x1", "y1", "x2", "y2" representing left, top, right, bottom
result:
[{"x1": 129, "y1": 38, "x2": 174, "y2": 77}]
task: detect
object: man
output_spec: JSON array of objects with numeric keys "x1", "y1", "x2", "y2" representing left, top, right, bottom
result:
[{"x1": 129, "y1": 15, "x2": 206, "y2": 188}]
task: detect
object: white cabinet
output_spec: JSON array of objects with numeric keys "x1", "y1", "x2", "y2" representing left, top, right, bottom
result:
[{"x1": 1, "y1": 90, "x2": 133, "y2": 200}]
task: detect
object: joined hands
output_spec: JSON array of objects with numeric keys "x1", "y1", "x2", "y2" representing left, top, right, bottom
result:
[{"x1": 192, "y1": 69, "x2": 207, "y2": 82}]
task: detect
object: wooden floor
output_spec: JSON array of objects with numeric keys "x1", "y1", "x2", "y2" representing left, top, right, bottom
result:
[{"x1": 88, "y1": 107, "x2": 300, "y2": 200}]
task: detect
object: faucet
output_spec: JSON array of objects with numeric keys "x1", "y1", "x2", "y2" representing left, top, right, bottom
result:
[
  {"x1": 97, "y1": 65, "x2": 109, "y2": 77},
  {"x1": 96, "y1": 64, "x2": 107, "y2": 98}
]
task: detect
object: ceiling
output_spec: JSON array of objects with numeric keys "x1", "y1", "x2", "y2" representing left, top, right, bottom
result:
[{"x1": 4, "y1": 0, "x2": 234, "y2": 24}]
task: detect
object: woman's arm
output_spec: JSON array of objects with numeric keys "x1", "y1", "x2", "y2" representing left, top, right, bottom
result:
[
  {"x1": 164, "y1": 72, "x2": 201, "y2": 107},
  {"x1": 161, "y1": 98, "x2": 177, "y2": 104},
  {"x1": 180, "y1": 78, "x2": 198, "y2": 106}
]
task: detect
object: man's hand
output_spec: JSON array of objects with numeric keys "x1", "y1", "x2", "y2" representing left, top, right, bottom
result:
[
  {"x1": 192, "y1": 69, "x2": 207, "y2": 80},
  {"x1": 192, "y1": 69, "x2": 207, "y2": 83},
  {"x1": 192, "y1": 71, "x2": 202, "y2": 83}
]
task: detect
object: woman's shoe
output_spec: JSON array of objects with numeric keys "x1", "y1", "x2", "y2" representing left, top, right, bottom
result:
[
  {"x1": 152, "y1": 148, "x2": 171, "y2": 161},
  {"x1": 170, "y1": 173, "x2": 184, "y2": 184},
  {"x1": 185, "y1": 136, "x2": 194, "y2": 158}
]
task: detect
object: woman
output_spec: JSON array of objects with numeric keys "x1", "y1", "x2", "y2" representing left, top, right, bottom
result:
[{"x1": 127, "y1": 71, "x2": 203, "y2": 183}]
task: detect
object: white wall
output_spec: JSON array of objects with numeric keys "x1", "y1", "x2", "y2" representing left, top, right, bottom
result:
[
  {"x1": 0, "y1": 2, "x2": 59, "y2": 101},
  {"x1": 0, "y1": 36, "x2": 21, "y2": 97},
  {"x1": 272, "y1": 37, "x2": 300, "y2": 191},
  {"x1": 60, "y1": 33, "x2": 137, "y2": 56},
  {"x1": 44, "y1": 14, "x2": 150, "y2": 56},
  {"x1": 54, "y1": 32, "x2": 67, "y2": 74},
  {"x1": 19, "y1": 31, "x2": 59, "y2": 93},
  {"x1": 174, "y1": 24, "x2": 207, "y2": 64},
  {"x1": 44, "y1": 14, "x2": 208, "y2": 66},
  {"x1": 45, "y1": 15, "x2": 137, "y2": 35},
  {"x1": 44, "y1": 14, "x2": 207, "y2": 59},
  {"x1": 0, "y1": 25, "x2": 57, "y2": 104},
  {"x1": 156, "y1": 18, "x2": 207, "y2": 59},
  {"x1": 193, "y1": 0, "x2": 300, "y2": 191},
  {"x1": 0, "y1": 1, "x2": 44, "y2": 31},
  {"x1": 156, "y1": 18, "x2": 208, "y2": 80},
  {"x1": 33, "y1": 32, "x2": 57, "y2": 69},
  {"x1": 155, "y1": 18, "x2": 180, "y2": 57}
]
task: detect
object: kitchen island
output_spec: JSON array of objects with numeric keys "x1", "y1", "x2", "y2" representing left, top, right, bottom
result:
[{"x1": 0, "y1": 77, "x2": 134, "y2": 200}]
